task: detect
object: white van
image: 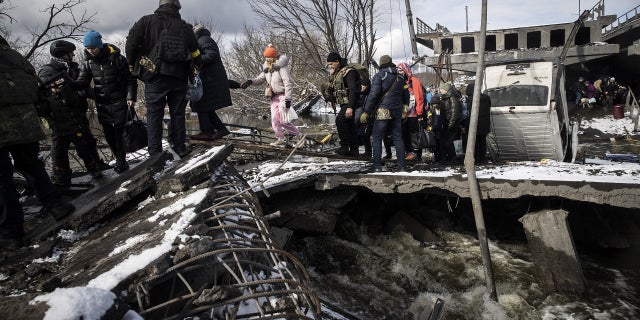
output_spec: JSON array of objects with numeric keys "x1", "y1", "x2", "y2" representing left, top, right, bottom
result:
[{"x1": 482, "y1": 60, "x2": 577, "y2": 162}]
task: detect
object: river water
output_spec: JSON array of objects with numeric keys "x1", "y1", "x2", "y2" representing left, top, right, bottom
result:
[{"x1": 277, "y1": 193, "x2": 640, "y2": 320}]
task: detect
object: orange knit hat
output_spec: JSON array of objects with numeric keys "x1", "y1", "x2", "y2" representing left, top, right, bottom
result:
[{"x1": 263, "y1": 44, "x2": 278, "y2": 58}]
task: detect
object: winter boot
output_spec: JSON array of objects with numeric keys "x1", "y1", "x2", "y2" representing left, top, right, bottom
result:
[
  {"x1": 51, "y1": 167, "x2": 72, "y2": 187},
  {"x1": 114, "y1": 151, "x2": 129, "y2": 174}
]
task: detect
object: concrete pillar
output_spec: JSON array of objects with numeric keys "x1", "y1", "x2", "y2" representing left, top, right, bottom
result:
[
  {"x1": 541, "y1": 28, "x2": 551, "y2": 48},
  {"x1": 519, "y1": 209, "x2": 585, "y2": 292},
  {"x1": 496, "y1": 33, "x2": 505, "y2": 51},
  {"x1": 453, "y1": 35, "x2": 461, "y2": 54},
  {"x1": 433, "y1": 38, "x2": 441, "y2": 54},
  {"x1": 518, "y1": 31, "x2": 527, "y2": 49}
]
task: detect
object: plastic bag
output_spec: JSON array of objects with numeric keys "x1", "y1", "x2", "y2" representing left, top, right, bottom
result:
[{"x1": 186, "y1": 75, "x2": 203, "y2": 102}]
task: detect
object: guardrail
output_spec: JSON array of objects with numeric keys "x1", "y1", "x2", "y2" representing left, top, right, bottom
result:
[{"x1": 602, "y1": 3, "x2": 640, "y2": 36}]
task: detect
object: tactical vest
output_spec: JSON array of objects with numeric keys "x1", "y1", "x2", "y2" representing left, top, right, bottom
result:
[
  {"x1": 0, "y1": 43, "x2": 39, "y2": 106},
  {"x1": 331, "y1": 67, "x2": 353, "y2": 105},
  {"x1": 331, "y1": 64, "x2": 369, "y2": 105}
]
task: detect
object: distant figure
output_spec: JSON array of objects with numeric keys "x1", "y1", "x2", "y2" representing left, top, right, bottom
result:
[
  {"x1": 125, "y1": 0, "x2": 202, "y2": 157},
  {"x1": 435, "y1": 82, "x2": 462, "y2": 163},
  {"x1": 462, "y1": 83, "x2": 492, "y2": 163},
  {"x1": 38, "y1": 40, "x2": 108, "y2": 186},
  {"x1": 77, "y1": 30, "x2": 138, "y2": 174},
  {"x1": 240, "y1": 44, "x2": 300, "y2": 147},
  {"x1": 326, "y1": 52, "x2": 361, "y2": 157},
  {"x1": 361, "y1": 55, "x2": 409, "y2": 171},
  {"x1": 189, "y1": 24, "x2": 236, "y2": 141},
  {"x1": 397, "y1": 62, "x2": 426, "y2": 161},
  {"x1": 0, "y1": 35, "x2": 74, "y2": 250},
  {"x1": 575, "y1": 76, "x2": 587, "y2": 106}
]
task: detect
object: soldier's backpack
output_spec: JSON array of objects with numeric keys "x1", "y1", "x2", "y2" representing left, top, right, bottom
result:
[{"x1": 0, "y1": 43, "x2": 39, "y2": 106}]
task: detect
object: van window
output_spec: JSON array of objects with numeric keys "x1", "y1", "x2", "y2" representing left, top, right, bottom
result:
[{"x1": 485, "y1": 85, "x2": 548, "y2": 107}]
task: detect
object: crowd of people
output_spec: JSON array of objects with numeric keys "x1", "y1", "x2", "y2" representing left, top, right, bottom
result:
[
  {"x1": 322, "y1": 54, "x2": 492, "y2": 170},
  {"x1": 574, "y1": 75, "x2": 628, "y2": 108},
  {"x1": 1, "y1": 0, "x2": 495, "y2": 250}
]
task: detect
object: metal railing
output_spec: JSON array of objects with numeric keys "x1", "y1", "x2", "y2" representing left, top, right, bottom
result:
[{"x1": 602, "y1": 3, "x2": 640, "y2": 36}]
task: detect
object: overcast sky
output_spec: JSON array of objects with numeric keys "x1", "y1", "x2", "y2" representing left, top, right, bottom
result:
[{"x1": 2, "y1": 0, "x2": 634, "y2": 62}]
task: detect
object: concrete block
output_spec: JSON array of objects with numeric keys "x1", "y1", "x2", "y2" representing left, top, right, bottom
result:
[{"x1": 519, "y1": 209, "x2": 585, "y2": 292}]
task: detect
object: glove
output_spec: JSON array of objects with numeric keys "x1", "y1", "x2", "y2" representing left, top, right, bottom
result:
[
  {"x1": 228, "y1": 80, "x2": 241, "y2": 89},
  {"x1": 285, "y1": 100, "x2": 291, "y2": 108},
  {"x1": 240, "y1": 80, "x2": 252, "y2": 89},
  {"x1": 360, "y1": 112, "x2": 368, "y2": 124}
]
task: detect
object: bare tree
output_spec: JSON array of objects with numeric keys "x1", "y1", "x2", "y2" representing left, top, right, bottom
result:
[
  {"x1": 14, "y1": 0, "x2": 96, "y2": 60},
  {"x1": 0, "y1": 0, "x2": 16, "y2": 37},
  {"x1": 247, "y1": 0, "x2": 377, "y2": 71}
]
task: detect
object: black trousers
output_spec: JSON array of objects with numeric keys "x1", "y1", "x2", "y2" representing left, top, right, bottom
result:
[
  {"x1": 335, "y1": 104, "x2": 358, "y2": 150},
  {"x1": 51, "y1": 127, "x2": 100, "y2": 174},
  {"x1": 102, "y1": 122, "x2": 126, "y2": 164},
  {"x1": 0, "y1": 142, "x2": 60, "y2": 238},
  {"x1": 145, "y1": 75, "x2": 188, "y2": 155},
  {"x1": 402, "y1": 117, "x2": 423, "y2": 159}
]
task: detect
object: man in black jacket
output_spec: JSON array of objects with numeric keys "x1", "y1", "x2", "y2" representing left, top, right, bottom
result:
[
  {"x1": 1, "y1": 36, "x2": 74, "y2": 250},
  {"x1": 125, "y1": 0, "x2": 201, "y2": 157},
  {"x1": 326, "y1": 52, "x2": 361, "y2": 157},
  {"x1": 38, "y1": 40, "x2": 108, "y2": 185},
  {"x1": 77, "y1": 30, "x2": 138, "y2": 173}
]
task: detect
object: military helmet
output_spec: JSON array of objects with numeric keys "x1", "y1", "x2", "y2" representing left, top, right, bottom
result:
[
  {"x1": 159, "y1": 0, "x2": 181, "y2": 9},
  {"x1": 50, "y1": 40, "x2": 76, "y2": 58}
]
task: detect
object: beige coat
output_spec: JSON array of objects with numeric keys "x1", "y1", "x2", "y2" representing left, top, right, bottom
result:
[{"x1": 250, "y1": 54, "x2": 293, "y2": 101}]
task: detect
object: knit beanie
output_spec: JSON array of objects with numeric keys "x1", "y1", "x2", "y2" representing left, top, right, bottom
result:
[
  {"x1": 83, "y1": 30, "x2": 103, "y2": 48},
  {"x1": 379, "y1": 55, "x2": 392, "y2": 66},
  {"x1": 326, "y1": 52, "x2": 342, "y2": 63},
  {"x1": 263, "y1": 44, "x2": 278, "y2": 58},
  {"x1": 439, "y1": 82, "x2": 452, "y2": 92}
]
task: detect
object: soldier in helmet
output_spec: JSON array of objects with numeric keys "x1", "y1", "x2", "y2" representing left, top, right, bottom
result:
[
  {"x1": 125, "y1": 0, "x2": 202, "y2": 158},
  {"x1": 37, "y1": 40, "x2": 108, "y2": 187},
  {"x1": 0, "y1": 35, "x2": 75, "y2": 250}
]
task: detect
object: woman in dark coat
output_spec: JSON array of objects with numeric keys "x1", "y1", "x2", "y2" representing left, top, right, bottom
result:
[
  {"x1": 76, "y1": 30, "x2": 137, "y2": 173},
  {"x1": 189, "y1": 25, "x2": 237, "y2": 141},
  {"x1": 462, "y1": 83, "x2": 491, "y2": 163}
]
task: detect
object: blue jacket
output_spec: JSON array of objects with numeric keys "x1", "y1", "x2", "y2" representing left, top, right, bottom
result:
[{"x1": 364, "y1": 63, "x2": 408, "y2": 116}]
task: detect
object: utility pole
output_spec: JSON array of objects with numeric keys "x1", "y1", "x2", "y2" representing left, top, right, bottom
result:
[
  {"x1": 464, "y1": 0, "x2": 498, "y2": 302},
  {"x1": 466, "y1": 5, "x2": 469, "y2": 32},
  {"x1": 404, "y1": 0, "x2": 420, "y2": 61}
]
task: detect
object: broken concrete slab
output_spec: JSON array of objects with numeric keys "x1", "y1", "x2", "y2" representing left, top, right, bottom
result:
[
  {"x1": 519, "y1": 209, "x2": 586, "y2": 293},
  {"x1": 156, "y1": 144, "x2": 234, "y2": 194},
  {"x1": 25, "y1": 152, "x2": 166, "y2": 242}
]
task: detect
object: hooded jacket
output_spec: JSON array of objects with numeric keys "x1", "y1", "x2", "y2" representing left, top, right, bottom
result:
[
  {"x1": 190, "y1": 28, "x2": 232, "y2": 112},
  {"x1": 250, "y1": 54, "x2": 293, "y2": 101},
  {"x1": 77, "y1": 43, "x2": 138, "y2": 125},
  {"x1": 37, "y1": 59, "x2": 90, "y2": 136}
]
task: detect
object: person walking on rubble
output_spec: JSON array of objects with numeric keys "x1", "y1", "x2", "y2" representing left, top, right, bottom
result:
[
  {"x1": 397, "y1": 62, "x2": 426, "y2": 162},
  {"x1": 189, "y1": 24, "x2": 240, "y2": 141},
  {"x1": 0, "y1": 35, "x2": 75, "y2": 250},
  {"x1": 434, "y1": 82, "x2": 462, "y2": 164},
  {"x1": 325, "y1": 52, "x2": 361, "y2": 157},
  {"x1": 38, "y1": 40, "x2": 110, "y2": 186},
  {"x1": 360, "y1": 55, "x2": 409, "y2": 172},
  {"x1": 76, "y1": 30, "x2": 138, "y2": 174},
  {"x1": 125, "y1": 0, "x2": 202, "y2": 157},
  {"x1": 240, "y1": 44, "x2": 301, "y2": 147}
]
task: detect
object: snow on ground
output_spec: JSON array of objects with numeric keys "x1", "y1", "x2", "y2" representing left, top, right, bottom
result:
[{"x1": 580, "y1": 113, "x2": 637, "y2": 136}]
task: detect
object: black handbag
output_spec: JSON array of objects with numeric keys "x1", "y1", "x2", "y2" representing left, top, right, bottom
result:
[
  {"x1": 410, "y1": 120, "x2": 435, "y2": 150},
  {"x1": 122, "y1": 108, "x2": 148, "y2": 153}
]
